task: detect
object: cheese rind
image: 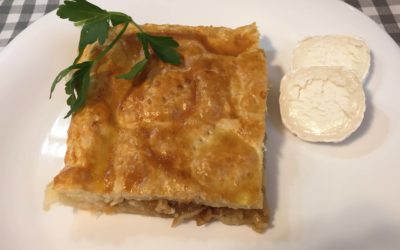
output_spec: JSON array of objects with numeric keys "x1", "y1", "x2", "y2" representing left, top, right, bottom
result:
[
  {"x1": 292, "y1": 35, "x2": 370, "y2": 81},
  {"x1": 279, "y1": 66, "x2": 365, "y2": 142}
]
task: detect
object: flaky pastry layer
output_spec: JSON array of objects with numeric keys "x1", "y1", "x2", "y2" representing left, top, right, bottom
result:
[{"x1": 46, "y1": 23, "x2": 268, "y2": 232}]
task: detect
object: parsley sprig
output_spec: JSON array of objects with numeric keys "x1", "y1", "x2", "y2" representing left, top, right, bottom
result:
[{"x1": 50, "y1": 0, "x2": 181, "y2": 118}]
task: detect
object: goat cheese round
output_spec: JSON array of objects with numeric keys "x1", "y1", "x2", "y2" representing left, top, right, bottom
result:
[
  {"x1": 279, "y1": 66, "x2": 366, "y2": 142},
  {"x1": 292, "y1": 35, "x2": 371, "y2": 81}
]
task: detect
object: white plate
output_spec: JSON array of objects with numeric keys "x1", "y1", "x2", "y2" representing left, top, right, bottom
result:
[{"x1": 1, "y1": 0, "x2": 400, "y2": 249}]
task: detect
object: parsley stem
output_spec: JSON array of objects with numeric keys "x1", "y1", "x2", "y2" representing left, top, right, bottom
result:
[
  {"x1": 108, "y1": 11, "x2": 144, "y2": 33},
  {"x1": 94, "y1": 21, "x2": 129, "y2": 64},
  {"x1": 130, "y1": 20, "x2": 144, "y2": 33}
]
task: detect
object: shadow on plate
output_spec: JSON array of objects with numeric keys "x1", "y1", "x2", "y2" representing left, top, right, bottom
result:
[{"x1": 260, "y1": 35, "x2": 286, "y2": 230}]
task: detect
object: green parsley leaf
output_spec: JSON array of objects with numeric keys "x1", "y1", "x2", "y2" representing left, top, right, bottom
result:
[
  {"x1": 51, "y1": 0, "x2": 181, "y2": 118},
  {"x1": 57, "y1": 0, "x2": 108, "y2": 23},
  {"x1": 136, "y1": 32, "x2": 150, "y2": 58},
  {"x1": 117, "y1": 58, "x2": 148, "y2": 80},
  {"x1": 59, "y1": 61, "x2": 92, "y2": 117},
  {"x1": 78, "y1": 18, "x2": 109, "y2": 57},
  {"x1": 139, "y1": 33, "x2": 181, "y2": 65},
  {"x1": 50, "y1": 62, "x2": 90, "y2": 98},
  {"x1": 81, "y1": 18, "x2": 109, "y2": 47},
  {"x1": 145, "y1": 34, "x2": 179, "y2": 48},
  {"x1": 109, "y1": 12, "x2": 131, "y2": 26},
  {"x1": 64, "y1": 65, "x2": 91, "y2": 118}
]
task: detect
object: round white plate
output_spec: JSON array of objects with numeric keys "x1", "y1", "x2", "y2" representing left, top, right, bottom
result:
[{"x1": 1, "y1": 0, "x2": 399, "y2": 249}]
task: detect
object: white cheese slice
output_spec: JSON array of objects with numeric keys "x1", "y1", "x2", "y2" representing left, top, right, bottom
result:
[
  {"x1": 279, "y1": 67, "x2": 366, "y2": 142},
  {"x1": 292, "y1": 35, "x2": 371, "y2": 81}
]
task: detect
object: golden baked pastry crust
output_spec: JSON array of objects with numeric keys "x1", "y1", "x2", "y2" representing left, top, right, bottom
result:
[{"x1": 46, "y1": 23, "x2": 268, "y2": 231}]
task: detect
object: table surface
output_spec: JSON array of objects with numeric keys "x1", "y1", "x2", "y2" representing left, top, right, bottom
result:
[{"x1": 0, "y1": 0, "x2": 399, "y2": 51}]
